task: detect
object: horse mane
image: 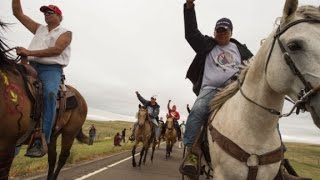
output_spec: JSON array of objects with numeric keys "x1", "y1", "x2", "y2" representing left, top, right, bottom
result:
[
  {"x1": 295, "y1": 5, "x2": 320, "y2": 20},
  {"x1": 0, "y1": 21, "x2": 17, "y2": 70},
  {"x1": 209, "y1": 59, "x2": 252, "y2": 112}
]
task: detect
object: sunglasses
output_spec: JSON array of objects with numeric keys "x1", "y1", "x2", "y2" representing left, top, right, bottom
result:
[
  {"x1": 216, "y1": 28, "x2": 230, "y2": 33},
  {"x1": 44, "y1": 10, "x2": 56, "y2": 16}
]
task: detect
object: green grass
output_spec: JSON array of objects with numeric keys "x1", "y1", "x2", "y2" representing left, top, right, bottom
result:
[
  {"x1": 9, "y1": 120, "x2": 320, "y2": 179},
  {"x1": 284, "y1": 143, "x2": 320, "y2": 179}
]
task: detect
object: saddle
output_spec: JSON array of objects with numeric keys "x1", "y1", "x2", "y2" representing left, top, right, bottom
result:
[{"x1": 16, "y1": 63, "x2": 78, "y2": 146}]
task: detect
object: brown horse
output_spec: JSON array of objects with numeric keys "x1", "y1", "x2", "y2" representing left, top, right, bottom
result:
[
  {"x1": 131, "y1": 104, "x2": 156, "y2": 167},
  {"x1": 164, "y1": 116, "x2": 177, "y2": 159},
  {"x1": 0, "y1": 22, "x2": 88, "y2": 180}
]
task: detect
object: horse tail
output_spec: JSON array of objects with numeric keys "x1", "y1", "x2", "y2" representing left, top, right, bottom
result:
[{"x1": 76, "y1": 128, "x2": 89, "y2": 144}]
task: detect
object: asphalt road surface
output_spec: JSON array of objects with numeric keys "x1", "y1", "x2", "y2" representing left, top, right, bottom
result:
[{"x1": 19, "y1": 142, "x2": 209, "y2": 180}]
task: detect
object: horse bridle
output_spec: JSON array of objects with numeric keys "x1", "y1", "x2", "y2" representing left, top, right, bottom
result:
[
  {"x1": 240, "y1": 18, "x2": 320, "y2": 117},
  {"x1": 138, "y1": 108, "x2": 148, "y2": 127}
]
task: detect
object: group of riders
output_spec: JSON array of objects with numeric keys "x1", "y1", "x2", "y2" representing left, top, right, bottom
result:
[
  {"x1": 9, "y1": 0, "x2": 312, "y2": 179},
  {"x1": 129, "y1": 91, "x2": 185, "y2": 143}
]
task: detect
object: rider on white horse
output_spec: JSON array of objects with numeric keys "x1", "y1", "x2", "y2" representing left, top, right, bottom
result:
[{"x1": 180, "y1": 0, "x2": 253, "y2": 178}]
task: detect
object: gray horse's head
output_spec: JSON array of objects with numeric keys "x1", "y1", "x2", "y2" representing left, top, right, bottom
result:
[{"x1": 265, "y1": 0, "x2": 320, "y2": 128}]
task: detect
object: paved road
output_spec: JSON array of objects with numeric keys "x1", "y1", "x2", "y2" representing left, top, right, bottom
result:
[{"x1": 21, "y1": 142, "x2": 209, "y2": 180}]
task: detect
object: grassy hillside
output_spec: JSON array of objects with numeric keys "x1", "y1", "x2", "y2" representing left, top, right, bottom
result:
[
  {"x1": 83, "y1": 119, "x2": 133, "y2": 141},
  {"x1": 9, "y1": 120, "x2": 320, "y2": 179},
  {"x1": 284, "y1": 143, "x2": 320, "y2": 179}
]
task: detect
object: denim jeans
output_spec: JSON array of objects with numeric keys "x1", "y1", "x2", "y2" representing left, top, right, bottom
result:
[
  {"x1": 183, "y1": 88, "x2": 217, "y2": 147},
  {"x1": 31, "y1": 62, "x2": 62, "y2": 144}
]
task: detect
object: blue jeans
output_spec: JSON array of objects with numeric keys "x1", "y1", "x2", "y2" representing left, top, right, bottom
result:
[
  {"x1": 183, "y1": 88, "x2": 217, "y2": 147},
  {"x1": 31, "y1": 62, "x2": 62, "y2": 144}
]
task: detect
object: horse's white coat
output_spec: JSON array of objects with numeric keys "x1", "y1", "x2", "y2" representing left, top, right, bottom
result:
[{"x1": 208, "y1": 0, "x2": 320, "y2": 179}]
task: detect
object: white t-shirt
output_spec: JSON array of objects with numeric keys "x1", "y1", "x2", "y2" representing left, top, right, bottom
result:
[
  {"x1": 201, "y1": 42, "x2": 241, "y2": 89},
  {"x1": 28, "y1": 25, "x2": 71, "y2": 66}
]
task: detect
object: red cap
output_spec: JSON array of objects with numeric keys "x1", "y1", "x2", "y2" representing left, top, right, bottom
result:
[{"x1": 40, "y1": 5, "x2": 62, "y2": 16}]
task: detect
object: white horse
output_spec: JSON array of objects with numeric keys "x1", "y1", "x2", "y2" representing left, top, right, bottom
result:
[
  {"x1": 179, "y1": 122, "x2": 186, "y2": 149},
  {"x1": 208, "y1": 0, "x2": 320, "y2": 179}
]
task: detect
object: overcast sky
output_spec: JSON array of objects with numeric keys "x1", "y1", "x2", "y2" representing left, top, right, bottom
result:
[{"x1": 0, "y1": 0, "x2": 320, "y2": 143}]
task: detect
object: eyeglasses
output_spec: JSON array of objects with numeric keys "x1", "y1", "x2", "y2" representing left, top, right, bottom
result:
[
  {"x1": 216, "y1": 28, "x2": 231, "y2": 33},
  {"x1": 44, "y1": 10, "x2": 56, "y2": 16}
]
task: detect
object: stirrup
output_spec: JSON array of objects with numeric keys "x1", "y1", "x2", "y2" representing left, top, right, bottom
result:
[
  {"x1": 25, "y1": 132, "x2": 48, "y2": 158},
  {"x1": 179, "y1": 151, "x2": 200, "y2": 179},
  {"x1": 25, "y1": 139, "x2": 47, "y2": 158}
]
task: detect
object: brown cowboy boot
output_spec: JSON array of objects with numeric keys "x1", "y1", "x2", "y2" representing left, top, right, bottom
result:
[{"x1": 25, "y1": 130, "x2": 47, "y2": 158}]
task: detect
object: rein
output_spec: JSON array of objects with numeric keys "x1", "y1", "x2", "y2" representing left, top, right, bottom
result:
[
  {"x1": 239, "y1": 18, "x2": 320, "y2": 117},
  {"x1": 238, "y1": 79, "x2": 281, "y2": 116},
  {"x1": 2, "y1": 46, "x2": 21, "y2": 62}
]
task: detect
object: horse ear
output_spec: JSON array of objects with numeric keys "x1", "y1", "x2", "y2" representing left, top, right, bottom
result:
[{"x1": 282, "y1": 0, "x2": 298, "y2": 21}]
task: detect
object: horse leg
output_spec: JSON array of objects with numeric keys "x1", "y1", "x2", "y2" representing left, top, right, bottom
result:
[
  {"x1": 169, "y1": 141, "x2": 171, "y2": 152},
  {"x1": 52, "y1": 133, "x2": 76, "y2": 180},
  {"x1": 0, "y1": 150, "x2": 14, "y2": 180},
  {"x1": 132, "y1": 144, "x2": 137, "y2": 167},
  {"x1": 138, "y1": 147, "x2": 145, "y2": 166},
  {"x1": 47, "y1": 137, "x2": 58, "y2": 180},
  {"x1": 150, "y1": 138, "x2": 156, "y2": 162},
  {"x1": 143, "y1": 145, "x2": 149, "y2": 164},
  {"x1": 166, "y1": 140, "x2": 170, "y2": 158},
  {"x1": 157, "y1": 139, "x2": 160, "y2": 149}
]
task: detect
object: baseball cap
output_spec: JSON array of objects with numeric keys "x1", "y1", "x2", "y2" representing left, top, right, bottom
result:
[
  {"x1": 151, "y1": 95, "x2": 157, "y2": 100},
  {"x1": 40, "y1": 5, "x2": 62, "y2": 16},
  {"x1": 215, "y1": 18, "x2": 233, "y2": 31}
]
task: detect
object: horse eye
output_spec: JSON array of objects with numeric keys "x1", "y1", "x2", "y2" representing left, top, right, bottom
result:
[{"x1": 287, "y1": 42, "x2": 302, "y2": 51}]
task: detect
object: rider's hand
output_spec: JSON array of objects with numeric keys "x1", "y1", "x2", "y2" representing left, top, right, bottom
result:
[{"x1": 16, "y1": 47, "x2": 30, "y2": 56}]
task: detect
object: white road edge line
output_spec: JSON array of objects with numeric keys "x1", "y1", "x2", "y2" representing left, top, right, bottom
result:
[
  {"x1": 74, "y1": 167, "x2": 108, "y2": 180},
  {"x1": 75, "y1": 153, "x2": 139, "y2": 180}
]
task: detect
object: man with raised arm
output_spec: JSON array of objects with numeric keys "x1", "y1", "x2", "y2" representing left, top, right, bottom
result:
[
  {"x1": 129, "y1": 91, "x2": 160, "y2": 141},
  {"x1": 12, "y1": 0, "x2": 72, "y2": 157},
  {"x1": 167, "y1": 100, "x2": 182, "y2": 141},
  {"x1": 180, "y1": 0, "x2": 253, "y2": 178}
]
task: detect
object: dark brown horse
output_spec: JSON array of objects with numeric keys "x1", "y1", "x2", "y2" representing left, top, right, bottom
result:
[
  {"x1": 131, "y1": 104, "x2": 156, "y2": 167},
  {"x1": 0, "y1": 22, "x2": 88, "y2": 180}
]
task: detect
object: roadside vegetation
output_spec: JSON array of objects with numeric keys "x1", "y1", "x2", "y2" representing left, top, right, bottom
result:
[{"x1": 9, "y1": 120, "x2": 320, "y2": 179}]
